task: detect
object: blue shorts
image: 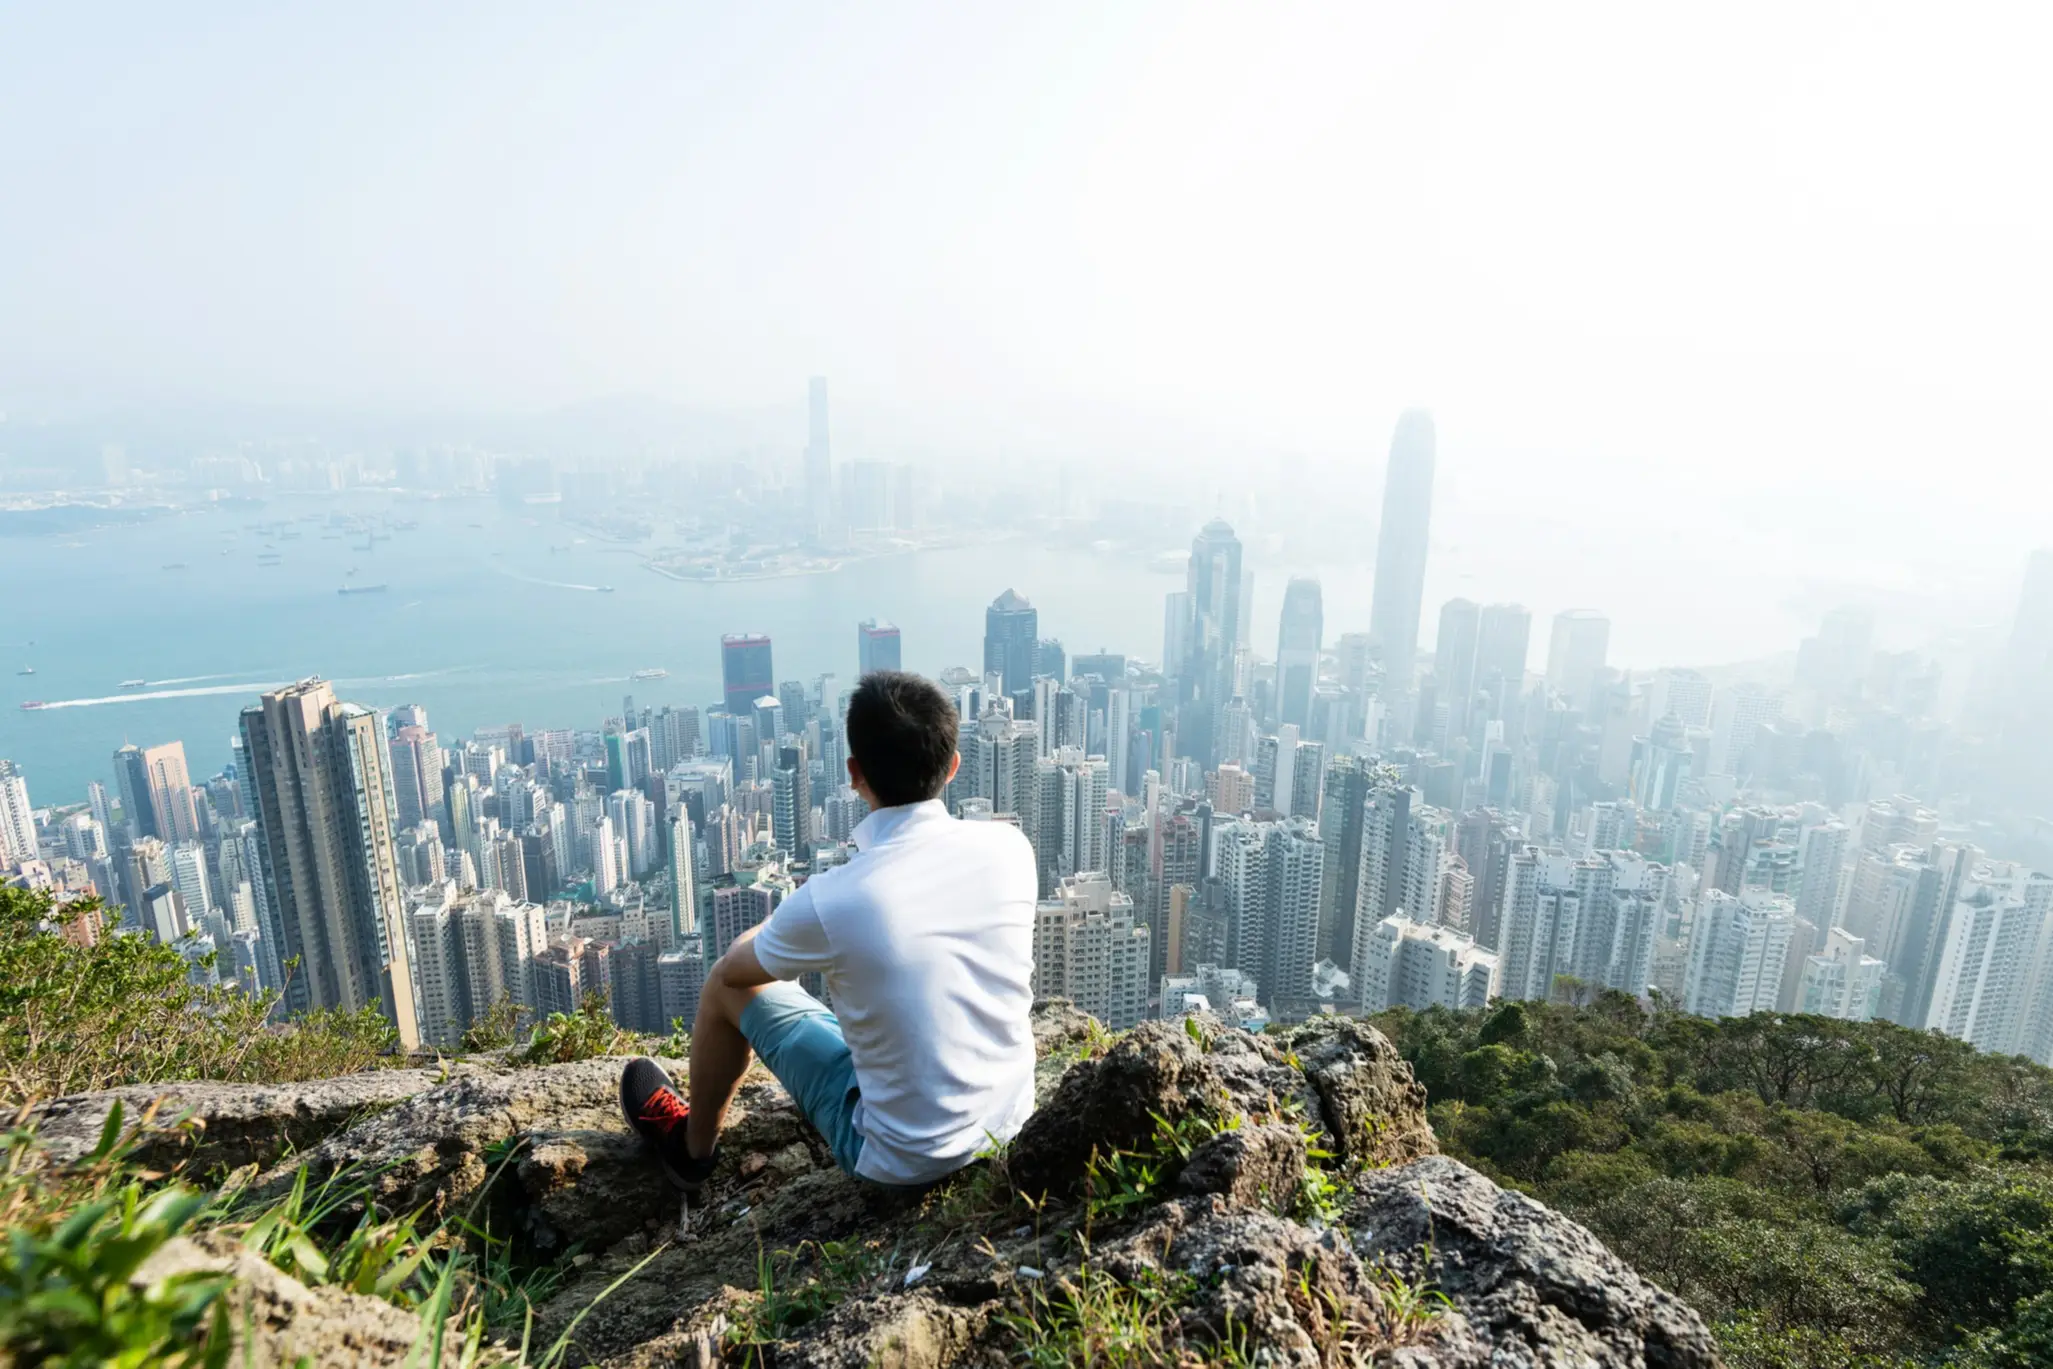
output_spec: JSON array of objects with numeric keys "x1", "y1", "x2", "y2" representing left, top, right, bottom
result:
[{"x1": 738, "y1": 981, "x2": 865, "y2": 1177}]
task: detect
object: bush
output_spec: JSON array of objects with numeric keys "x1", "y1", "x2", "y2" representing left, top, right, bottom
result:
[
  {"x1": 515, "y1": 991, "x2": 638, "y2": 1066},
  {"x1": 0, "y1": 887, "x2": 398, "y2": 1107}
]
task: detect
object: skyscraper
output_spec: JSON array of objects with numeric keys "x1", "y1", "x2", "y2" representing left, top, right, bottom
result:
[
  {"x1": 720, "y1": 634, "x2": 774, "y2": 719},
  {"x1": 1545, "y1": 610, "x2": 1611, "y2": 710},
  {"x1": 1368, "y1": 409, "x2": 1435, "y2": 688},
  {"x1": 772, "y1": 744, "x2": 812, "y2": 856},
  {"x1": 806, "y1": 376, "x2": 832, "y2": 538},
  {"x1": 1432, "y1": 599, "x2": 1480, "y2": 740},
  {"x1": 1473, "y1": 603, "x2": 1532, "y2": 719},
  {"x1": 239, "y1": 679, "x2": 420, "y2": 1048},
  {"x1": 0, "y1": 760, "x2": 34, "y2": 869},
  {"x1": 984, "y1": 590, "x2": 1039, "y2": 697},
  {"x1": 388, "y1": 725, "x2": 444, "y2": 829},
  {"x1": 857, "y1": 619, "x2": 901, "y2": 676},
  {"x1": 1275, "y1": 578, "x2": 1323, "y2": 732},
  {"x1": 113, "y1": 741, "x2": 199, "y2": 843}
]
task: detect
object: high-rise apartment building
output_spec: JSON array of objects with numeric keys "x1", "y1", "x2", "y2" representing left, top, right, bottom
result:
[
  {"x1": 1924, "y1": 866, "x2": 2053, "y2": 1056},
  {"x1": 408, "y1": 884, "x2": 547, "y2": 1049},
  {"x1": 1684, "y1": 888, "x2": 1796, "y2": 1019},
  {"x1": 0, "y1": 760, "x2": 33, "y2": 869},
  {"x1": 772, "y1": 744, "x2": 812, "y2": 856},
  {"x1": 720, "y1": 635, "x2": 775, "y2": 720},
  {"x1": 1369, "y1": 409, "x2": 1435, "y2": 689},
  {"x1": 1032, "y1": 872, "x2": 1151, "y2": 1029},
  {"x1": 1275, "y1": 578, "x2": 1323, "y2": 732},
  {"x1": 240, "y1": 678, "x2": 421, "y2": 1048},
  {"x1": 857, "y1": 619, "x2": 901, "y2": 676},
  {"x1": 1797, "y1": 926, "x2": 1887, "y2": 1021},
  {"x1": 984, "y1": 590, "x2": 1039, "y2": 698},
  {"x1": 387, "y1": 725, "x2": 444, "y2": 830},
  {"x1": 1355, "y1": 913, "x2": 1499, "y2": 1011}
]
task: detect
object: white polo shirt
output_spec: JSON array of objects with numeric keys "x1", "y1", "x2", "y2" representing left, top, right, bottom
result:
[{"x1": 749, "y1": 798, "x2": 1040, "y2": 1185}]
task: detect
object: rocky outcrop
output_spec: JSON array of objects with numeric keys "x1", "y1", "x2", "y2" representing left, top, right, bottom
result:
[{"x1": 40, "y1": 1001, "x2": 1722, "y2": 1368}]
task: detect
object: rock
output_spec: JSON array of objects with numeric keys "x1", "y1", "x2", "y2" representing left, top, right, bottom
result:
[
  {"x1": 1344, "y1": 1155, "x2": 1723, "y2": 1368},
  {"x1": 1028, "y1": 998, "x2": 1099, "y2": 1059},
  {"x1": 772, "y1": 1293, "x2": 991, "y2": 1368},
  {"x1": 132, "y1": 1231, "x2": 463, "y2": 1367},
  {"x1": 1008, "y1": 1014, "x2": 1424, "y2": 1200},
  {"x1": 31, "y1": 1068, "x2": 467, "y2": 1175},
  {"x1": 1175, "y1": 1120, "x2": 1306, "y2": 1213},
  {"x1": 1283, "y1": 1016, "x2": 1438, "y2": 1167}
]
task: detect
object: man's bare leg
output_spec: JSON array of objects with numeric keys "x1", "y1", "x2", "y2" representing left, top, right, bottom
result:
[{"x1": 685, "y1": 975, "x2": 766, "y2": 1160}]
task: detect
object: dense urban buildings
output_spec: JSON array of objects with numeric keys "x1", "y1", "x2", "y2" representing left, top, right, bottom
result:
[{"x1": 5, "y1": 397, "x2": 2052, "y2": 1079}]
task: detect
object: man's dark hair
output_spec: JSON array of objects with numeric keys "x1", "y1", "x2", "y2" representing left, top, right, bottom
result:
[{"x1": 845, "y1": 670, "x2": 959, "y2": 808}]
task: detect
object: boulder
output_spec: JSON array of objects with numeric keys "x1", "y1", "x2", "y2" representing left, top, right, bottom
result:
[
  {"x1": 1284, "y1": 1015, "x2": 1437, "y2": 1166},
  {"x1": 1345, "y1": 1155, "x2": 1723, "y2": 1368},
  {"x1": 1175, "y1": 1120, "x2": 1307, "y2": 1213},
  {"x1": 31, "y1": 1067, "x2": 468, "y2": 1175}
]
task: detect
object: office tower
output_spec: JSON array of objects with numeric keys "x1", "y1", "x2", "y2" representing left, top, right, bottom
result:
[
  {"x1": 1177, "y1": 520, "x2": 1244, "y2": 765},
  {"x1": 772, "y1": 744, "x2": 812, "y2": 856},
  {"x1": 607, "y1": 789, "x2": 656, "y2": 877},
  {"x1": 1290, "y1": 741, "x2": 1325, "y2": 821},
  {"x1": 1275, "y1": 578, "x2": 1323, "y2": 731},
  {"x1": 984, "y1": 590, "x2": 1039, "y2": 697},
  {"x1": 1216, "y1": 697, "x2": 1256, "y2": 768},
  {"x1": 112, "y1": 744, "x2": 154, "y2": 839},
  {"x1": 1545, "y1": 611, "x2": 1611, "y2": 710},
  {"x1": 1473, "y1": 604, "x2": 1532, "y2": 721},
  {"x1": 857, "y1": 619, "x2": 901, "y2": 676},
  {"x1": 1253, "y1": 727, "x2": 1298, "y2": 816},
  {"x1": 1628, "y1": 713, "x2": 1694, "y2": 811},
  {"x1": 1432, "y1": 599, "x2": 1481, "y2": 740},
  {"x1": 720, "y1": 634, "x2": 775, "y2": 719},
  {"x1": 776, "y1": 680, "x2": 810, "y2": 734},
  {"x1": 1032, "y1": 872, "x2": 1151, "y2": 1030},
  {"x1": 1708, "y1": 685, "x2": 1783, "y2": 777},
  {"x1": 1034, "y1": 747, "x2": 1108, "y2": 888},
  {"x1": 1368, "y1": 409, "x2": 1436, "y2": 688},
  {"x1": 1797, "y1": 927, "x2": 1887, "y2": 1021},
  {"x1": 239, "y1": 679, "x2": 421, "y2": 1048},
  {"x1": 1162, "y1": 592, "x2": 1192, "y2": 680},
  {"x1": 1683, "y1": 888, "x2": 1797, "y2": 1019},
  {"x1": 0, "y1": 760, "x2": 33, "y2": 869},
  {"x1": 806, "y1": 376, "x2": 832, "y2": 537},
  {"x1": 114, "y1": 741, "x2": 199, "y2": 843},
  {"x1": 386, "y1": 725, "x2": 444, "y2": 830},
  {"x1": 1646, "y1": 668, "x2": 1713, "y2": 729},
  {"x1": 1035, "y1": 638, "x2": 1066, "y2": 681},
  {"x1": 605, "y1": 728, "x2": 652, "y2": 794},
  {"x1": 168, "y1": 841, "x2": 213, "y2": 923},
  {"x1": 1315, "y1": 757, "x2": 1374, "y2": 966},
  {"x1": 1356, "y1": 913, "x2": 1499, "y2": 1011},
  {"x1": 650, "y1": 706, "x2": 701, "y2": 771}
]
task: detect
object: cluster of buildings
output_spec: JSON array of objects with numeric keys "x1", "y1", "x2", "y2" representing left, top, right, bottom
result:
[{"x1": 8, "y1": 405, "x2": 2053, "y2": 1068}]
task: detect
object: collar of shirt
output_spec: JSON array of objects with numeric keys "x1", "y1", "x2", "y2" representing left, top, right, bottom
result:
[{"x1": 850, "y1": 798, "x2": 950, "y2": 852}]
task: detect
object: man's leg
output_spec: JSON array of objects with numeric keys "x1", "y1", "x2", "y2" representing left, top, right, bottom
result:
[{"x1": 684, "y1": 971, "x2": 768, "y2": 1160}]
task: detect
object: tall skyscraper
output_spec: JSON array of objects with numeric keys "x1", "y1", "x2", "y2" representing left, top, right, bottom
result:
[
  {"x1": 1545, "y1": 610, "x2": 1611, "y2": 710},
  {"x1": 720, "y1": 634, "x2": 774, "y2": 719},
  {"x1": 857, "y1": 619, "x2": 901, "y2": 676},
  {"x1": 806, "y1": 376, "x2": 832, "y2": 538},
  {"x1": 0, "y1": 760, "x2": 34, "y2": 869},
  {"x1": 772, "y1": 744, "x2": 812, "y2": 856},
  {"x1": 1432, "y1": 599, "x2": 1481, "y2": 741},
  {"x1": 388, "y1": 725, "x2": 444, "y2": 830},
  {"x1": 113, "y1": 741, "x2": 199, "y2": 843},
  {"x1": 1275, "y1": 578, "x2": 1323, "y2": 732},
  {"x1": 1368, "y1": 409, "x2": 1435, "y2": 688},
  {"x1": 984, "y1": 590, "x2": 1039, "y2": 697},
  {"x1": 239, "y1": 679, "x2": 420, "y2": 1048},
  {"x1": 1473, "y1": 604, "x2": 1531, "y2": 720}
]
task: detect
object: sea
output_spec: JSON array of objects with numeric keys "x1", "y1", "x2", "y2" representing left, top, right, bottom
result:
[{"x1": 0, "y1": 486, "x2": 1990, "y2": 808}]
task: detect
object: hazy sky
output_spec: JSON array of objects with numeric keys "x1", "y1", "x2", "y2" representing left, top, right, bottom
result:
[{"x1": 3, "y1": 3, "x2": 2049, "y2": 601}]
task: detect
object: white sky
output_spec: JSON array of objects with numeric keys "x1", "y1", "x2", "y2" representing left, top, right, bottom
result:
[{"x1": 2, "y1": 2, "x2": 2049, "y2": 612}]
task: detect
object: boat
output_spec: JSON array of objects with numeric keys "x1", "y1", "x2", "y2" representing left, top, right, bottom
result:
[
  {"x1": 119, "y1": 679, "x2": 146, "y2": 689},
  {"x1": 597, "y1": 585, "x2": 616, "y2": 593},
  {"x1": 631, "y1": 668, "x2": 669, "y2": 681},
  {"x1": 19, "y1": 701, "x2": 45, "y2": 711},
  {"x1": 162, "y1": 562, "x2": 187, "y2": 570},
  {"x1": 16, "y1": 666, "x2": 32, "y2": 676},
  {"x1": 337, "y1": 583, "x2": 389, "y2": 595}
]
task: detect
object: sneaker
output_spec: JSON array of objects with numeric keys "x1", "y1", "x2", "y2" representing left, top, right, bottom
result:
[{"x1": 620, "y1": 1056, "x2": 718, "y2": 1192}]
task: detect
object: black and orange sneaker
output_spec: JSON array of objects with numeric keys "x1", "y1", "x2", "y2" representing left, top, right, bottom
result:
[{"x1": 619, "y1": 1056, "x2": 718, "y2": 1193}]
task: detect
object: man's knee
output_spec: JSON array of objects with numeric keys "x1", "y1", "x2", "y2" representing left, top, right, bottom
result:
[{"x1": 703, "y1": 974, "x2": 771, "y2": 1026}]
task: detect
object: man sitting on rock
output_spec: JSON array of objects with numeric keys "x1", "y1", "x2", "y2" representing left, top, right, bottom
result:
[{"x1": 621, "y1": 669, "x2": 1039, "y2": 1193}]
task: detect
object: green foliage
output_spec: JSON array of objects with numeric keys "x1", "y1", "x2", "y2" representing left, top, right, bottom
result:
[
  {"x1": 1081, "y1": 1110, "x2": 1241, "y2": 1228},
  {"x1": 514, "y1": 991, "x2": 637, "y2": 1066},
  {"x1": 0, "y1": 887, "x2": 398, "y2": 1108},
  {"x1": 725, "y1": 1238, "x2": 902, "y2": 1361},
  {"x1": 460, "y1": 995, "x2": 524, "y2": 1053},
  {"x1": 1371, "y1": 1000, "x2": 2053, "y2": 1366},
  {"x1": 997, "y1": 1261, "x2": 1229, "y2": 1368}
]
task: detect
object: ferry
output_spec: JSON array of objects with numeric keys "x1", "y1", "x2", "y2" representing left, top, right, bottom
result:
[
  {"x1": 19, "y1": 701, "x2": 45, "y2": 711},
  {"x1": 337, "y1": 583, "x2": 389, "y2": 595},
  {"x1": 16, "y1": 666, "x2": 32, "y2": 676},
  {"x1": 119, "y1": 679, "x2": 146, "y2": 689},
  {"x1": 631, "y1": 668, "x2": 669, "y2": 681},
  {"x1": 597, "y1": 585, "x2": 616, "y2": 593}
]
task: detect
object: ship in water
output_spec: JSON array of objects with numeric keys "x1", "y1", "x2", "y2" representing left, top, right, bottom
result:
[
  {"x1": 597, "y1": 585, "x2": 616, "y2": 593},
  {"x1": 119, "y1": 679, "x2": 146, "y2": 689},
  {"x1": 19, "y1": 701, "x2": 45, "y2": 711},
  {"x1": 630, "y1": 668, "x2": 669, "y2": 681},
  {"x1": 16, "y1": 666, "x2": 32, "y2": 676},
  {"x1": 338, "y1": 583, "x2": 389, "y2": 595}
]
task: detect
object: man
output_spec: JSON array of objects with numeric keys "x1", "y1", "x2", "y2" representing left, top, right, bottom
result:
[{"x1": 620, "y1": 669, "x2": 1038, "y2": 1190}]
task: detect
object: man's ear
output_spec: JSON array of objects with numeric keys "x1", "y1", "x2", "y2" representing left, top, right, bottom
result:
[
  {"x1": 847, "y1": 756, "x2": 863, "y2": 788},
  {"x1": 945, "y1": 751, "x2": 961, "y2": 783}
]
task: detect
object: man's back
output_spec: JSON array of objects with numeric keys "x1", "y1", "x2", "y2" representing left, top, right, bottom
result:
[{"x1": 751, "y1": 799, "x2": 1038, "y2": 1184}]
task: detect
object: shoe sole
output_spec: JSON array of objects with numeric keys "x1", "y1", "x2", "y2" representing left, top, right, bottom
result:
[{"x1": 619, "y1": 1058, "x2": 706, "y2": 1196}]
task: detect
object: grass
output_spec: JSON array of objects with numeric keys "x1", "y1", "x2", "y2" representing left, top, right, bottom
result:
[
  {"x1": 0, "y1": 1098, "x2": 653, "y2": 1367},
  {"x1": 997, "y1": 1258, "x2": 1250, "y2": 1368},
  {"x1": 724, "y1": 1237, "x2": 906, "y2": 1364},
  {"x1": 514, "y1": 992, "x2": 643, "y2": 1066}
]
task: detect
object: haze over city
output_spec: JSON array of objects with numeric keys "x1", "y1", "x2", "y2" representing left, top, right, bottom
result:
[{"x1": 5, "y1": 10, "x2": 2053, "y2": 1364}]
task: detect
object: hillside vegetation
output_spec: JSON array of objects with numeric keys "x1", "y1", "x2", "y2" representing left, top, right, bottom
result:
[{"x1": 1371, "y1": 994, "x2": 2053, "y2": 1368}]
